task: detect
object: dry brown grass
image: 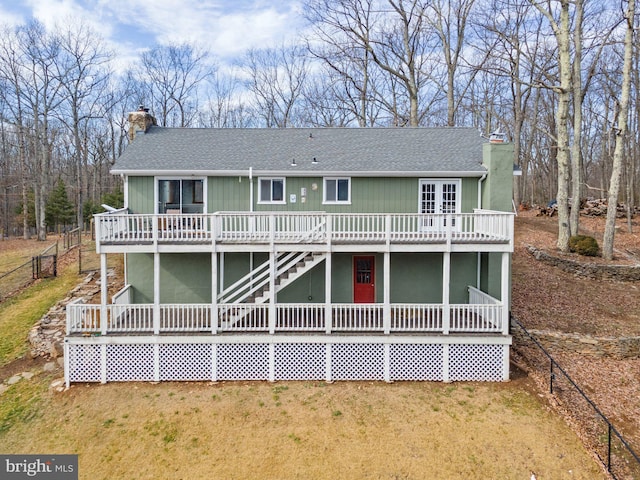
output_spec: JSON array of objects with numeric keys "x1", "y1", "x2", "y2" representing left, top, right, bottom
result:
[{"x1": 0, "y1": 376, "x2": 606, "y2": 480}]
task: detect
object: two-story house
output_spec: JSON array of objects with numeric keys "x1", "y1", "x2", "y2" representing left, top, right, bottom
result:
[{"x1": 64, "y1": 109, "x2": 515, "y2": 385}]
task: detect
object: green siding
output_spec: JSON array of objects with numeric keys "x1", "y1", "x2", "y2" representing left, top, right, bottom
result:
[
  {"x1": 160, "y1": 253, "x2": 211, "y2": 303},
  {"x1": 127, "y1": 251, "x2": 481, "y2": 305},
  {"x1": 278, "y1": 265, "x2": 326, "y2": 303},
  {"x1": 390, "y1": 254, "x2": 442, "y2": 303},
  {"x1": 128, "y1": 175, "x2": 480, "y2": 214},
  {"x1": 127, "y1": 253, "x2": 212, "y2": 303},
  {"x1": 209, "y1": 177, "x2": 251, "y2": 212},
  {"x1": 127, "y1": 253, "x2": 154, "y2": 303},
  {"x1": 460, "y1": 178, "x2": 479, "y2": 212},
  {"x1": 128, "y1": 177, "x2": 155, "y2": 214},
  {"x1": 482, "y1": 252, "x2": 503, "y2": 301},
  {"x1": 450, "y1": 253, "x2": 478, "y2": 303},
  {"x1": 482, "y1": 142, "x2": 515, "y2": 212}
]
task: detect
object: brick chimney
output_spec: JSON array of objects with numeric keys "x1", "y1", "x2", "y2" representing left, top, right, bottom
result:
[{"x1": 128, "y1": 106, "x2": 157, "y2": 141}]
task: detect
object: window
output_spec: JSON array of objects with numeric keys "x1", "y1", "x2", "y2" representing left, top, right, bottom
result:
[
  {"x1": 259, "y1": 178, "x2": 285, "y2": 204},
  {"x1": 324, "y1": 178, "x2": 350, "y2": 204},
  {"x1": 158, "y1": 179, "x2": 204, "y2": 213}
]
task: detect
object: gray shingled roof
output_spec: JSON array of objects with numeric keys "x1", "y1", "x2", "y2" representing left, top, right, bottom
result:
[{"x1": 112, "y1": 127, "x2": 488, "y2": 177}]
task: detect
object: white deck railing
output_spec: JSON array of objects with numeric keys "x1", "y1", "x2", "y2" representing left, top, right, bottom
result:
[
  {"x1": 95, "y1": 211, "x2": 513, "y2": 246},
  {"x1": 67, "y1": 301, "x2": 503, "y2": 335}
]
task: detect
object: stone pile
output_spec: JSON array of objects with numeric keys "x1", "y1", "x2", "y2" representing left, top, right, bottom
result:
[{"x1": 28, "y1": 270, "x2": 113, "y2": 359}]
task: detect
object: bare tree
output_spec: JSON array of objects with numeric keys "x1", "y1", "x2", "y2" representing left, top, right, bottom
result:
[
  {"x1": 602, "y1": 0, "x2": 636, "y2": 260},
  {"x1": 0, "y1": 25, "x2": 31, "y2": 238},
  {"x1": 242, "y1": 45, "x2": 309, "y2": 128},
  {"x1": 56, "y1": 19, "x2": 113, "y2": 229},
  {"x1": 529, "y1": 0, "x2": 573, "y2": 252},
  {"x1": 304, "y1": 0, "x2": 435, "y2": 127},
  {"x1": 426, "y1": 0, "x2": 477, "y2": 126},
  {"x1": 16, "y1": 21, "x2": 67, "y2": 240},
  {"x1": 139, "y1": 43, "x2": 213, "y2": 127}
]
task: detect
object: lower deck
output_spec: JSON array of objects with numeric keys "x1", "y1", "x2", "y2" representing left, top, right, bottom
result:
[{"x1": 65, "y1": 333, "x2": 511, "y2": 385}]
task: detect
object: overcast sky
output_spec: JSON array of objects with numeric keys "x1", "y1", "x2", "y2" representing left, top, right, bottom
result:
[{"x1": 0, "y1": 0, "x2": 306, "y2": 67}]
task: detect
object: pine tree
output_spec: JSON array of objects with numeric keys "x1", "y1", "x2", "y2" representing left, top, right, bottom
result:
[{"x1": 45, "y1": 179, "x2": 75, "y2": 233}]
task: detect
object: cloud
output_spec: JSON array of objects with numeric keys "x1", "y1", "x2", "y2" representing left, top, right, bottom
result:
[
  {"x1": 101, "y1": 0, "x2": 304, "y2": 59},
  {"x1": 0, "y1": 4, "x2": 26, "y2": 26},
  {"x1": 23, "y1": 0, "x2": 115, "y2": 38},
  {"x1": 0, "y1": 0, "x2": 305, "y2": 70}
]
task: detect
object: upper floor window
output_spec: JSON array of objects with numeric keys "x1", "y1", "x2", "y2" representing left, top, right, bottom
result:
[
  {"x1": 158, "y1": 178, "x2": 204, "y2": 214},
  {"x1": 259, "y1": 177, "x2": 285, "y2": 204},
  {"x1": 324, "y1": 177, "x2": 351, "y2": 204}
]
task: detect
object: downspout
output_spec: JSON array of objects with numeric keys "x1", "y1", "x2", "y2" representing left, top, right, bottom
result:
[
  {"x1": 249, "y1": 167, "x2": 254, "y2": 213},
  {"x1": 477, "y1": 173, "x2": 487, "y2": 289}
]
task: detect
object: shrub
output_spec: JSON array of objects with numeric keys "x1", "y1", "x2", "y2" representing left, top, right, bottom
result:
[{"x1": 569, "y1": 235, "x2": 599, "y2": 256}]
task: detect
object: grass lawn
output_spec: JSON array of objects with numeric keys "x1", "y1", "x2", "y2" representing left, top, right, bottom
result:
[{"x1": 0, "y1": 375, "x2": 607, "y2": 480}]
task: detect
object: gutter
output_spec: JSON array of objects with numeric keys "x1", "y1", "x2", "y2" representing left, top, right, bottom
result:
[{"x1": 111, "y1": 169, "x2": 489, "y2": 178}]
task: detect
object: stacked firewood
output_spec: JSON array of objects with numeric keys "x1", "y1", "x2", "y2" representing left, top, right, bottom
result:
[
  {"x1": 580, "y1": 198, "x2": 631, "y2": 218},
  {"x1": 533, "y1": 203, "x2": 557, "y2": 217},
  {"x1": 530, "y1": 199, "x2": 637, "y2": 218}
]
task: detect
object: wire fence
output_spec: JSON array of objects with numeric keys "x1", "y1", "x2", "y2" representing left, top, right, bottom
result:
[
  {"x1": 0, "y1": 228, "x2": 96, "y2": 302},
  {"x1": 511, "y1": 315, "x2": 640, "y2": 480}
]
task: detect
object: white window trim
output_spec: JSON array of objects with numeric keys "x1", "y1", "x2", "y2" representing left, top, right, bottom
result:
[
  {"x1": 155, "y1": 176, "x2": 207, "y2": 214},
  {"x1": 323, "y1": 177, "x2": 352, "y2": 205},
  {"x1": 257, "y1": 177, "x2": 286, "y2": 205}
]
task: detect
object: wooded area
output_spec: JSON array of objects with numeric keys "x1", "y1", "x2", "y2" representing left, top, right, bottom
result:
[{"x1": 0, "y1": 0, "x2": 638, "y2": 253}]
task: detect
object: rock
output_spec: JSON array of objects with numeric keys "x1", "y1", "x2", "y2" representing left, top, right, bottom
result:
[
  {"x1": 0, "y1": 384, "x2": 8, "y2": 395},
  {"x1": 21, "y1": 372, "x2": 35, "y2": 380},
  {"x1": 50, "y1": 379, "x2": 65, "y2": 389},
  {"x1": 7, "y1": 375, "x2": 21, "y2": 385},
  {"x1": 44, "y1": 362, "x2": 57, "y2": 372}
]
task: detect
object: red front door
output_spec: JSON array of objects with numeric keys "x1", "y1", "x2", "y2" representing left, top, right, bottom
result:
[{"x1": 353, "y1": 256, "x2": 375, "y2": 303}]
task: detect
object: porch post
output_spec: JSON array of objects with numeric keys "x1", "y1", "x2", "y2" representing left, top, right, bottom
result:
[
  {"x1": 383, "y1": 250, "x2": 391, "y2": 334},
  {"x1": 100, "y1": 254, "x2": 108, "y2": 335},
  {"x1": 442, "y1": 252, "x2": 451, "y2": 334},
  {"x1": 269, "y1": 250, "x2": 277, "y2": 334},
  {"x1": 153, "y1": 252, "x2": 160, "y2": 335},
  {"x1": 211, "y1": 251, "x2": 218, "y2": 334},
  {"x1": 501, "y1": 251, "x2": 510, "y2": 335},
  {"x1": 325, "y1": 251, "x2": 332, "y2": 334}
]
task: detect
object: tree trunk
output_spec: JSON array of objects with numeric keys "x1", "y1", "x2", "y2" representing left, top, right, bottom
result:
[
  {"x1": 555, "y1": 0, "x2": 572, "y2": 252},
  {"x1": 603, "y1": 0, "x2": 635, "y2": 260}
]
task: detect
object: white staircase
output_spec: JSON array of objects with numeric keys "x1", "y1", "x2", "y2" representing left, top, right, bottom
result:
[{"x1": 218, "y1": 251, "x2": 326, "y2": 328}]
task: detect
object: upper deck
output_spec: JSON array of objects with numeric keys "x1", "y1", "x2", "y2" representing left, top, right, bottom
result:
[{"x1": 95, "y1": 209, "x2": 514, "y2": 254}]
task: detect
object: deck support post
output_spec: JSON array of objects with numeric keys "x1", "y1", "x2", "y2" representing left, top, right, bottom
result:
[
  {"x1": 383, "y1": 250, "x2": 391, "y2": 334},
  {"x1": 100, "y1": 254, "x2": 108, "y2": 335},
  {"x1": 442, "y1": 251, "x2": 451, "y2": 334},
  {"x1": 153, "y1": 252, "x2": 160, "y2": 335},
  {"x1": 325, "y1": 252, "x2": 332, "y2": 334},
  {"x1": 501, "y1": 251, "x2": 510, "y2": 335},
  {"x1": 211, "y1": 251, "x2": 218, "y2": 334},
  {"x1": 269, "y1": 250, "x2": 276, "y2": 334},
  {"x1": 442, "y1": 344, "x2": 450, "y2": 382}
]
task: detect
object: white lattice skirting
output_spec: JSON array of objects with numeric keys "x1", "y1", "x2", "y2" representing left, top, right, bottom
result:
[{"x1": 64, "y1": 336, "x2": 511, "y2": 385}]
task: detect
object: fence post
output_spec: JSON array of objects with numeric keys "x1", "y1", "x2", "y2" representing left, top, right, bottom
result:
[
  {"x1": 78, "y1": 236, "x2": 82, "y2": 275},
  {"x1": 607, "y1": 423, "x2": 612, "y2": 473},
  {"x1": 550, "y1": 361, "x2": 554, "y2": 394}
]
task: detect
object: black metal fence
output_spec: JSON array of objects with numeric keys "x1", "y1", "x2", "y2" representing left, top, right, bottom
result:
[
  {"x1": 0, "y1": 243, "x2": 58, "y2": 301},
  {"x1": 511, "y1": 315, "x2": 640, "y2": 479}
]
